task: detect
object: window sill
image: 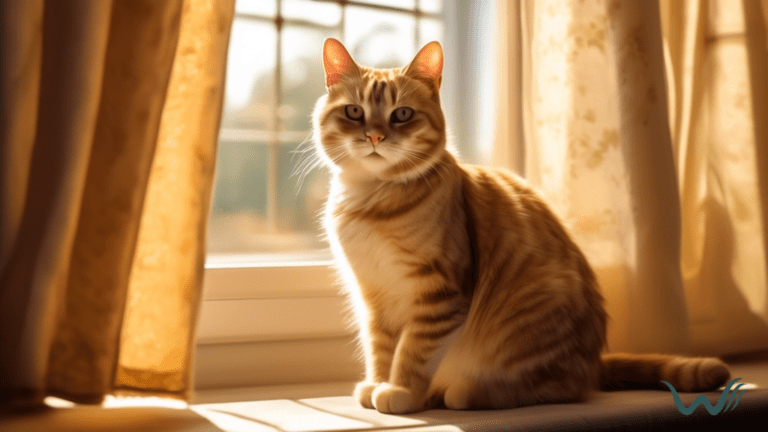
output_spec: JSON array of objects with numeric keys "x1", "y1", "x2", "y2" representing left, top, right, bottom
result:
[
  {"x1": 188, "y1": 360, "x2": 768, "y2": 431},
  {"x1": 3, "y1": 356, "x2": 766, "y2": 432},
  {"x1": 192, "y1": 380, "x2": 357, "y2": 405}
]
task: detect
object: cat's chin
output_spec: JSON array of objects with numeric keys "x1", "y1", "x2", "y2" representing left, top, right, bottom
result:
[
  {"x1": 334, "y1": 159, "x2": 386, "y2": 183},
  {"x1": 358, "y1": 153, "x2": 393, "y2": 173},
  {"x1": 361, "y1": 153, "x2": 388, "y2": 166},
  {"x1": 363, "y1": 152, "x2": 386, "y2": 161},
  {"x1": 334, "y1": 158, "x2": 403, "y2": 185}
]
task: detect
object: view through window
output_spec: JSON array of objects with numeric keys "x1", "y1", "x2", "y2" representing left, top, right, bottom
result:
[{"x1": 208, "y1": 0, "x2": 445, "y2": 261}]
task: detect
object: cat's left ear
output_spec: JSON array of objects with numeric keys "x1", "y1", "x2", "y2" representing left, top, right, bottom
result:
[{"x1": 405, "y1": 41, "x2": 443, "y2": 89}]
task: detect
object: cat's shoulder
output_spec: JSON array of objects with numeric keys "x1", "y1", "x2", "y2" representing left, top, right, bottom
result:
[{"x1": 456, "y1": 162, "x2": 539, "y2": 199}]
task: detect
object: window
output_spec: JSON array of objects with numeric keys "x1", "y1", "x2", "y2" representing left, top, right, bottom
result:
[
  {"x1": 197, "y1": 0, "x2": 494, "y2": 391},
  {"x1": 207, "y1": 0, "x2": 445, "y2": 260}
]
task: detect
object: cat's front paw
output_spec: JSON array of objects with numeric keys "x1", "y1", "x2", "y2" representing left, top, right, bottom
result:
[
  {"x1": 372, "y1": 383, "x2": 423, "y2": 414},
  {"x1": 354, "y1": 381, "x2": 378, "y2": 409}
]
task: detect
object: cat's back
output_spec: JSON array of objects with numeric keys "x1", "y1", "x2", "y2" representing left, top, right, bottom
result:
[
  {"x1": 458, "y1": 163, "x2": 585, "y2": 271},
  {"x1": 456, "y1": 162, "x2": 606, "y2": 339}
]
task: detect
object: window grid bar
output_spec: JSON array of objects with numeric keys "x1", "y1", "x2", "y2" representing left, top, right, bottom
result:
[
  {"x1": 415, "y1": 0, "x2": 421, "y2": 48},
  {"x1": 323, "y1": 0, "x2": 435, "y2": 18},
  {"x1": 220, "y1": 128, "x2": 310, "y2": 144},
  {"x1": 236, "y1": 13, "x2": 336, "y2": 30},
  {"x1": 267, "y1": 0, "x2": 285, "y2": 231},
  {"x1": 234, "y1": 1, "x2": 439, "y2": 22}
]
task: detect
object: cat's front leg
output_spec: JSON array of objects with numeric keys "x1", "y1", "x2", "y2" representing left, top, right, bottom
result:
[
  {"x1": 355, "y1": 320, "x2": 398, "y2": 409},
  {"x1": 373, "y1": 304, "x2": 463, "y2": 414}
]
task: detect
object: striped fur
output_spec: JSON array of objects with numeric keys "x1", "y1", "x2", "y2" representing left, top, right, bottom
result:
[{"x1": 313, "y1": 39, "x2": 730, "y2": 414}]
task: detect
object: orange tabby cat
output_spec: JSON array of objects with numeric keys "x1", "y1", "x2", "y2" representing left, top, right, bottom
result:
[{"x1": 312, "y1": 38, "x2": 730, "y2": 414}]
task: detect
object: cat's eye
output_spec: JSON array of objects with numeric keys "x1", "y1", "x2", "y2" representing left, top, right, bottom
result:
[
  {"x1": 391, "y1": 107, "x2": 414, "y2": 123},
  {"x1": 345, "y1": 104, "x2": 364, "y2": 120}
]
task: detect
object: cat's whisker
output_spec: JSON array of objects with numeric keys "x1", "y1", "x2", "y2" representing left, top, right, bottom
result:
[
  {"x1": 289, "y1": 136, "x2": 320, "y2": 189},
  {"x1": 291, "y1": 155, "x2": 322, "y2": 194},
  {"x1": 326, "y1": 147, "x2": 348, "y2": 166}
]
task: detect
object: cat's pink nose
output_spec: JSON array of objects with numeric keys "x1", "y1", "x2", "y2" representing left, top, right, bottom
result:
[{"x1": 367, "y1": 134, "x2": 385, "y2": 145}]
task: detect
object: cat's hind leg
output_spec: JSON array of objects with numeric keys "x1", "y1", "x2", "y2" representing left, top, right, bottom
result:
[
  {"x1": 429, "y1": 318, "x2": 600, "y2": 410},
  {"x1": 436, "y1": 370, "x2": 593, "y2": 410},
  {"x1": 443, "y1": 377, "x2": 480, "y2": 410}
]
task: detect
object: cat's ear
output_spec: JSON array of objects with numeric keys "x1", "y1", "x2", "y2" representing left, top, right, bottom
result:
[
  {"x1": 323, "y1": 38, "x2": 358, "y2": 88},
  {"x1": 405, "y1": 41, "x2": 443, "y2": 89}
]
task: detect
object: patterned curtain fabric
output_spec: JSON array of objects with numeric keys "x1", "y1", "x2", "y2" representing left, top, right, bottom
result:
[
  {"x1": 495, "y1": 0, "x2": 768, "y2": 356},
  {"x1": 0, "y1": 0, "x2": 234, "y2": 405}
]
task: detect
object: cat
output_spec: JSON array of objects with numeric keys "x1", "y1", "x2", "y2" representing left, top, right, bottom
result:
[{"x1": 311, "y1": 38, "x2": 731, "y2": 414}]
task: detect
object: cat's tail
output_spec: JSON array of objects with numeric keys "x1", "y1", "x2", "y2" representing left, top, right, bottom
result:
[{"x1": 599, "y1": 353, "x2": 730, "y2": 392}]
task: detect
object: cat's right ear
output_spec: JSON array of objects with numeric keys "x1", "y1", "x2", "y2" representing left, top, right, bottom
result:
[{"x1": 323, "y1": 38, "x2": 357, "y2": 88}]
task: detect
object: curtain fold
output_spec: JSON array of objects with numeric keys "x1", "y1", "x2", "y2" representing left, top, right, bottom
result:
[
  {"x1": 1, "y1": 0, "x2": 115, "y2": 403},
  {"x1": 669, "y1": 0, "x2": 768, "y2": 354},
  {"x1": 115, "y1": 0, "x2": 234, "y2": 399},
  {"x1": 492, "y1": 0, "x2": 525, "y2": 173},
  {"x1": 0, "y1": 0, "x2": 234, "y2": 405},
  {"x1": 497, "y1": 0, "x2": 768, "y2": 356},
  {"x1": 743, "y1": 0, "x2": 768, "y2": 306},
  {"x1": 606, "y1": 0, "x2": 691, "y2": 354}
]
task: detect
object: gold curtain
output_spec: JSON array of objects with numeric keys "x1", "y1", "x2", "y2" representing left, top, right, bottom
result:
[
  {"x1": 495, "y1": 0, "x2": 768, "y2": 356},
  {"x1": 0, "y1": 0, "x2": 234, "y2": 405}
]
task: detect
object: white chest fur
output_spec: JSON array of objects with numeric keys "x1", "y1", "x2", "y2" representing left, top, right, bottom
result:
[
  {"x1": 324, "y1": 175, "x2": 465, "y2": 377},
  {"x1": 330, "y1": 214, "x2": 415, "y2": 331}
]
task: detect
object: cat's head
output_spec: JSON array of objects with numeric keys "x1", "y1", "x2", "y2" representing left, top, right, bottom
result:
[{"x1": 312, "y1": 38, "x2": 446, "y2": 182}]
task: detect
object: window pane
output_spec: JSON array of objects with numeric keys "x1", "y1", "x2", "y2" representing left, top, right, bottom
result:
[
  {"x1": 281, "y1": 25, "x2": 341, "y2": 131},
  {"x1": 420, "y1": 0, "x2": 442, "y2": 14},
  {"x1": 283, "y1": 0, "x2": 341, "y2": 26},
  {"x1": 235, "y1": 0, "x2": 276, "y2": 17},
  {"x1": 345, "y1": 6, "x2": 416, "y2": 68},
  {"x1": 209, "y1": 137, "x2": 331, "y2": 255},
  {"x1": 354, "y1": 0, "x2": 416, "y2": 10},
  {"x1": 222, "y1": 19, "x2": 276, "y2": 130},
  {"x1": 208, "y1": 1, "x2": 449, "y2": 260},
  {"x1": 419, "y1": 18, "x2": 444, "y2": 48},
  {"x1": 208, "y1": 142, "x2": 268, "y2": 254},
  {"x1": 277, "y1": 141, "x2": 330, "y2": 248}
]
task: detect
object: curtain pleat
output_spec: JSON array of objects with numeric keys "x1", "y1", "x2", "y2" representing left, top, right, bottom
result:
[
  {"x1": 46, "y1": 0, "x2": 184, "y2": 404},
  {"x1": 743, "y1": 0, "x2": 768, "y2": 304},
  {"x1": 115, "y1": 0, "x2": 234, "y2": 400},
  {"x1": 0, "y1": 0, "x2": 42, "y2": 272},
  {"x1": 673, "y1": 0, "x2": 768, "y2": 353},
  {"x1": 1, "y1": 0, "x2": 114, "y2": 403},
  {"x1": 492, "y1": 0, "x2": 525, "y2": 173},
  {"x1": 606, "y1": 0, "x2": 691, "y2": 354}
]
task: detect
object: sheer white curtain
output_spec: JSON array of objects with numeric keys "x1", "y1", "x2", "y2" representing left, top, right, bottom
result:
[{"x1": 493, "y1": 0, "x2": 768, "y2": 356}]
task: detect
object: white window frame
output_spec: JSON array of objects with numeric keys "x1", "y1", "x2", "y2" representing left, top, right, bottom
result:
[{"x1": 196, "y1": 0, "x2": 494, "y2": 391}]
